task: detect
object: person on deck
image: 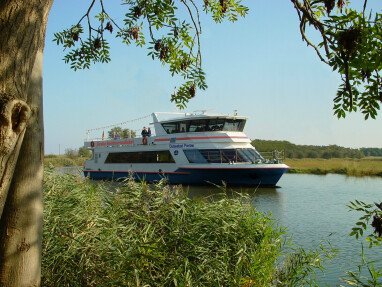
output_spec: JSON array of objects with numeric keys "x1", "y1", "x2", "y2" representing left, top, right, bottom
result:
[
  {"x1": 141, "y1": 127, "x2": 148, "y2": 145},
  {"x1": 147, "y1": 127, "x2": 151, "y2": 137}
]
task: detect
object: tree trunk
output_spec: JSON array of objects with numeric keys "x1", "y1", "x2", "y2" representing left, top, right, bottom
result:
[{"x1": 0, "y1": 1, "x2": 52, "y2": 286}]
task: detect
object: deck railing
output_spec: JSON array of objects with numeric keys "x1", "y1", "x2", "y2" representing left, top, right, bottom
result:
[{"x1": 259, "y1": 150, "x2": 285, "y2": 163}]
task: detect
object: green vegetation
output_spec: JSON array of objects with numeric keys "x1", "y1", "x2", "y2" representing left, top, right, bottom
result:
[
  {"x1": 343, "y1": 201, "x2": 382, "y2": 286},
  {"x1": 251, "y1": 139, "x2": 382, "y2": 177},
  {"x1": 108, "y1": 126, "x2": 136, "y2": 139},
  {"x1": 44, "y1": 154, "x2": 87, "y2": 167},
  {"x1": 285, "y1": 158, "x2": 382, "y2": 177},
  {"x1": 252, "y1": 139, "x2": 366, "y2": 159},
  {"x1": 42, "y1": 171, "x2": 329, "y2": 287},
  {"x1": 42, "y1": 171, "x2": 279, "y2": 286}
]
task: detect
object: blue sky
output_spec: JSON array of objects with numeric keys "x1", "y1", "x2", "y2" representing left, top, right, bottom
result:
[{"x1": 43, "y1": 0, "x2": 382, "y2": 154}]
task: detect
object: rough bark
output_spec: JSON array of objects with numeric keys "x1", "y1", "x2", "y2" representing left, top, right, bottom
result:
[
  {"x1": 0, "y1": 1, "x2": 52, "y2": 286},
  {"x1": 0, "y1": 50, "x2": 45, "y2": 287},
  {"x1": 0, "y1": 98, "x2": 30, "y2": 216}
]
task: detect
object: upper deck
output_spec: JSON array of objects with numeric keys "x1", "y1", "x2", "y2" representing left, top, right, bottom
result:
[
  {"x1": 84, "y1": 111, "x2": 251, "y2": 149},
  {"x1": 152, "y1": 112, "x2": 247, "y2": 136}
]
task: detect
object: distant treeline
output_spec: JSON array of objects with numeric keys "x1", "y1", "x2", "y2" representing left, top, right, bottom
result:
[{"x1": 251, "y1": 140, "x2": 382, "y2": 159}]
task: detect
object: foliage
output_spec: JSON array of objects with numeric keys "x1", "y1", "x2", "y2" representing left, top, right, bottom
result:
[
  {"x1": 341, "y1": 245, "x2": 382, "y2": 287},
  {"x1": 65, "y1": 147, "x2": 92, "y2": 158},
  {"x1": 348, "y1": 200, "x2": 382, "y2": 247},
  {"x1": 275, "y1": 244, "x2": 336, "y2": 287},
  {"x1": 54, "y1": 0, "x2": 248, "y2": 108},
  {"x1": 252, "y1": 139, "x2": 364, "y2": 159},
  {"x1": 78, "y1": 146, "x2": 92, "y2": 158},
  {"x1": 42, "y1": 171, "x2": 282, "y2": 286},
  {"x1": 285, "y1": 158, "x2": 382, "y2": 177},
  {"x1": 362, "y1": 148, "x2": 382, "y2": 157},
  {"x1": 41, "y1": 171, "x2": 333, "y2": 286},
  {"x1": 64, "y1": 148, "x2": 78, "y2": 158},
  {"x1": 108, "y1": 126, "x2": 136, "y2": 139},
  {"x1": 292, "y1": 0, "x2": 382, "y2": 119},
  {"x1": 341, "y1": 201, "x2": 382, "y2": 286},
  {"x1": 44, "y1": 156, "x2": 85, "y2": 167}
]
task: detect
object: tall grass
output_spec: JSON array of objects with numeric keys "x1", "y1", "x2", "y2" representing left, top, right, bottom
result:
[
  {"x1": 42, "y1": 171, "x2": 285, "y2": 286},
  {"x1": 286, "y1": 158, "x2": 382, "y2": 177}
]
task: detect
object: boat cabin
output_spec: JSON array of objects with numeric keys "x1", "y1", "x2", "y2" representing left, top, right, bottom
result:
[{"x1": 152, "y1": 112, "x2": 247, "y2": 136}]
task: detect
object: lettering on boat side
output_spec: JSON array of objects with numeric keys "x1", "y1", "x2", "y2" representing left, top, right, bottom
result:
[
  {"x1": 95, "y1": 140, "x2": 134, "y2": 147},
  {"x1": 169, "y1": 143, "x2": 194, "y2": 149}
]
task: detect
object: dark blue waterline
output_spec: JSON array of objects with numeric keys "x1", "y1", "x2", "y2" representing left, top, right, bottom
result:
[{"x1": 83, "y1": 167, "x2": 288, "y2": 186}]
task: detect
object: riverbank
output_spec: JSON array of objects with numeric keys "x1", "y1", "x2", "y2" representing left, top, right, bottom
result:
[
  {"x1": 285, "y1": 157, "x2": 382, "y2": 177},
  {"x1": 44, "y1": 155, "x2": 86, "y2": 167}
]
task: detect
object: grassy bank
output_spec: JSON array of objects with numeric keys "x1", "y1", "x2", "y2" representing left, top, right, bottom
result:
[{"x1": 285, "y1": 158, "x2": 382, "y2": 177}]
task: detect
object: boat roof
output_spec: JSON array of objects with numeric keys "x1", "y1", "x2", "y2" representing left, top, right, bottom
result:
[{"x1": 152, "y1": 112, "x2": 247, "y2": 124}]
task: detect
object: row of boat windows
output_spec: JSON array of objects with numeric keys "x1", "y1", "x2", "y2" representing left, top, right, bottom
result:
[
  {"x1": 103, "y1": 148, "x2": 262, "y2": 164},
  {"x1": 184, "y1": 149, "x2": 263, "y2": 163},
  {"x1": 161, "y1": 119, "x2": 246, "y2": 134},
  {"x1": 105, "y1": 151, "x2": 175, "y2": 163}
]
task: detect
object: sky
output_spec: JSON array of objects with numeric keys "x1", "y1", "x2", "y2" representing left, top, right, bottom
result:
[{"x1": 43, "y1": 0, "x2": 382, "y2": 154}]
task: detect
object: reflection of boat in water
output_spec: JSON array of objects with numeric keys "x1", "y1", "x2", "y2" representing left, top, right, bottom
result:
[{"x1": 83, "y1": 112, "x2": 289, "y2": 186}]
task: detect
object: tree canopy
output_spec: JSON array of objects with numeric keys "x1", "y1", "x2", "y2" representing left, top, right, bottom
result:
[
  {"x1": 53, "y1": 0, "x2": 248, "y2": 109},
  {"x1": 108, "y1": 126, "x2": 136, "y2": 139},
  {"x1": 292, "y1": 0, "x2": 382, "y2": 119}
]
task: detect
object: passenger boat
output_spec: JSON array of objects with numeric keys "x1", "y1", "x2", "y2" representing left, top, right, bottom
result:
[{"x1": 83, "y1": 112, "x2": 289, "y2": 186}]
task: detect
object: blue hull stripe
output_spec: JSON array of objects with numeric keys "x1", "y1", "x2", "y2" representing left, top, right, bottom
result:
[{"x1": 84, "y1": 167, "x2": 288, "y2": 187}]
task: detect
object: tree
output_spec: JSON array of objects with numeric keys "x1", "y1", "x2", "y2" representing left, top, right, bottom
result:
[
  {"x1": 0, "y1": 2, "x2": 53, "y2": 286},
  {"x1": 108, "y1": 126, "x2": 136, "y2": 139},
  {"x1": 0, "y1": 1, "x2": 247, "y2": 286},
  {"x1": 292, "y1": 0, "x2": 382, "y2": 119},
  {"x1": 78, "y1": 146, "x2": 92, "y2": 158}
]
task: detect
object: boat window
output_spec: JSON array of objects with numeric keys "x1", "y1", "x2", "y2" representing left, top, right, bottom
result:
[
  {"x1": 183, "y1": 150, "x2": 208, "y2": 163},
  {"x1": 162, "y1": 122, "x2": 178, "y2": 134},
  {"x1": 222, "y1": 119, "x2": 246, "y2": 132},
  {"x1": 188, "y1": 119, "x2": 208, "y2": 132},
  {"x1": 244, "y1": 148, "x2": 263, "y2": 161},
  {"x1": 105, "y1": 151, "x2": 175, "y2": 163},
  {"x1": 184, "y1": 148, "x2": 258, "y2": 164},
  {"x1": 207, "y1": 119, "x2": 225, "y2": 131},
  {"x1": 199, "y1": 149, "x2": 222, "y2": 163},
  {"x1": 162, "y1": 118, "x2": 246, "y2": 134}
]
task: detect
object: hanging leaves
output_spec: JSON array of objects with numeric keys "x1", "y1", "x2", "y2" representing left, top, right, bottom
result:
[
  {"x1": 292, "y1": 0, "x2": 382, "y2": 119},
  {"x1": 54, "y1": 0, "x2": 249, "y2": 108}
]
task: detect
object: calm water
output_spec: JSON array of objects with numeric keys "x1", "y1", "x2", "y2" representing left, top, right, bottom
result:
[{"x1": 188, "y1": 173, "x2": 382, "y2": 286}]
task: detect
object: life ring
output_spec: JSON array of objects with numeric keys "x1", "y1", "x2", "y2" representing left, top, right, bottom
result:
[{"x1": 90, "y1": 141, "x2": 95, "y2": 147}]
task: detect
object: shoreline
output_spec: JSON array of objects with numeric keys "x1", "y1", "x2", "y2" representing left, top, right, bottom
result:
[{"x1": 285, "y1": 158, "x2": 382, "y2": 177}]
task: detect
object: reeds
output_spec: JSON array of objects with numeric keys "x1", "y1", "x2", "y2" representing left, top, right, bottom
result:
[{"x1": 42, "y1": 170, "x2": 283, "y2": 286}]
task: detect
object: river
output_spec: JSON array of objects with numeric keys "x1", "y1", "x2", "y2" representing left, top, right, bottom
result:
[{"x1": 188, "y1": 173, "x2": 382, "y2": 286}]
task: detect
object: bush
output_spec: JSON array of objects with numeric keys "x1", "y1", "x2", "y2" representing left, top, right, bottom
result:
[
  {"x1": 78, "y1": 146, "x2": 91, "y2": 158},
  {"x1": 44, "y1": 157, "x2": 77, "y2": 167},
  {"x1": 42, "y1": 171, "x2": 283, "y2": 287}
]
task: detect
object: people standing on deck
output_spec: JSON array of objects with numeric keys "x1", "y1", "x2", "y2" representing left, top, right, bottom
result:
[
  {"x1": 141, "y1": 127, "x2": 148, "y2": 145},
  {"x1": 147, "y1": 127, "x2": 151, "y2": 137}
]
